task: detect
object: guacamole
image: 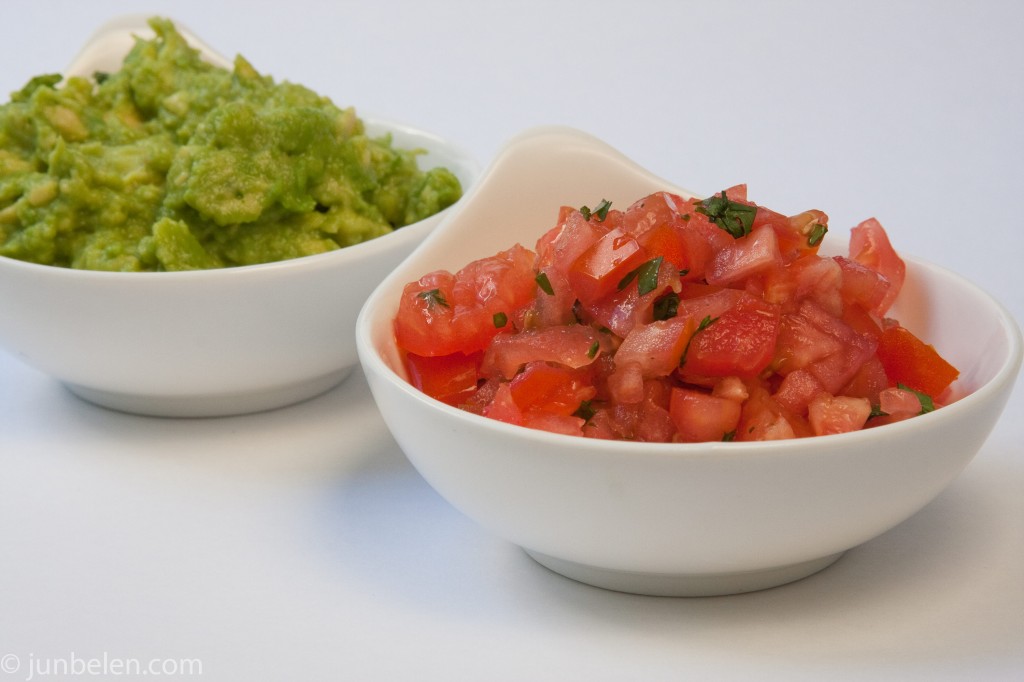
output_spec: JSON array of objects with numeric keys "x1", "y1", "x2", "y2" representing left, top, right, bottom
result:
[{"x1": 0, "y1": 18, "x2": 462, "y2": 271}]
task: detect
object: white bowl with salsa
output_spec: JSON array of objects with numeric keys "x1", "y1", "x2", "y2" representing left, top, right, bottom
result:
[{"x1": 355, "y1": 126, "x2": 1022, "y2": 596}]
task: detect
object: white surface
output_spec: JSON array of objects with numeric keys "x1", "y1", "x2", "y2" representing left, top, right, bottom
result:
[{"x1": 1, "y1": 1, "x2": 1022, "y2": 680}]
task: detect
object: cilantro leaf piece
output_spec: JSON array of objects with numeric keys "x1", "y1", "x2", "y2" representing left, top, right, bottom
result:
[
  {"x1": 573, "y1": 400, "x2": 596, "y2": 422},
  {"x1": 493, "y1": 312, "x2": 508, "y2": 328},
  {"x1": 417, "y1": 288, "x2": 449, "y2": 308},
  {"x1": 535, "y1": 272, "x2": 554, "y2": 295},
  {"x1": 618, "y1": 256, "x2": 663, "y2": 295},
  {"x1": 695, "y1": 191, "x2": 757, "y2": 238},
  {"x1": 808, "y1": 223, "x2": 828, "y2": 246},
  {"x1": 652, "y1": 291, "x2": 680, "y2": 321}
]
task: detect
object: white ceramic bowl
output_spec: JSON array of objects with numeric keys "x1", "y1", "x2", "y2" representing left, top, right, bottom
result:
[
  {"x1": 357, "y1": 126, "x2": 1023, "y2": 596},
  {"x1": 0, "y1": 17, "x2": 477, "y2": 417}
]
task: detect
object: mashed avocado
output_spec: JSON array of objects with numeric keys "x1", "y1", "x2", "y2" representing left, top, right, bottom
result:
[{"x1": 0, "y1": 18, "x2": 462, "y2": 271}]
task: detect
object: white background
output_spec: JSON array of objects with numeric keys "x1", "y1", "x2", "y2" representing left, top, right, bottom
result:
[{"x1": 1, "y1": 1, "x2": 1022, "y2": 680}]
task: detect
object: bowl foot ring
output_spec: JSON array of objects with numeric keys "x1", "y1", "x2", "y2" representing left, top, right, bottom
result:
[{"x1": 525, "y1": 549, "x2": 845, "y2": 597}]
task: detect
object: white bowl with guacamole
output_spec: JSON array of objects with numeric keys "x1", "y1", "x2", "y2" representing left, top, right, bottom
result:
[{"x1": 0, "y1": 16, "x2": 478, "y2": 416}]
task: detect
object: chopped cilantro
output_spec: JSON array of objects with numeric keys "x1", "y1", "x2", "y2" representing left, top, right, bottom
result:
[
  {"x1": 587, "y1": 340, "x2": 600, "y2": 359},
  {"x1": 808, "y1": 223, "x2": 828, "y2": 246},
  {"x1": 618, "y1": 256, "x2": 664, "y2": 295},
  {"x1": 573, "y1": 399, "x2": 596, "y2": 422},
  {"x1": 493, "y1": 312, "x2": 508, "y2": 328},
  {"x1": 417, "y1": 288, "x2": 449, "y2": 308},
  {"x1": 652, "y1": 291, "x2": 680, "y2": 321},
  {"x1": 535, "y1": 272, "x2": 554, "y2": 295},
  {"x1": 579, "y1": 199, "x2": 613, "y2": 222},
  {"x1": 695, "y1": 191, "x2": 757, "y2": 238}
]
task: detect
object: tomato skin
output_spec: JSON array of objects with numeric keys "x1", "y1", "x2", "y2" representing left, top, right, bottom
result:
[
  {"x1": 669, "y1": 387, "x2": 742, "y2": 442},
  {"x1": 850, "y1": 217, "x2": 905, "y2": 315},
  {"x1": 705, "y1": 225, "x2": 783, "y2": 286},
  {"x1": 876, "y1": 323, "x2": 959, "y2": 397},
  {"x1": 567, "y1": 227, "x2": 649, "y2": 306},
  {"x1": 404, "y1": 350, "x2": 482, "y2": 403},
  {"x1": 394, "y1": 245, "x2": 537, "y2": 357},
  {"x1": 508, "y1": 362, "x2": 596, "y2": 416},
  {"x1": 481, "y1": 325, "x2": 602, "y2": 380},
  {"x1": 807, "y1": 394, "x2": 872, "y2": 436},
  {"x1": 835, "y1": 255, "x2": 891, "y2": 316},
  {"x1": 680, "y1": 293, "x2": 781, "y2": 380},
  {"x1": 615, "y1": 316, "x2": 696, "y2": 378}
]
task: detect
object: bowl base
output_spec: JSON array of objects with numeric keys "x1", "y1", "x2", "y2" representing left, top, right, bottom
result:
[
  {"x1": 525, "y1": 549, "x2": 844, "y2": 597},
  {"x1": 63, "y1": 367, "x2": 354, "y2": 418}
]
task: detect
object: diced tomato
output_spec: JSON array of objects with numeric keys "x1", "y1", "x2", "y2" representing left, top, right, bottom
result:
[
  {"x1": 849, "y1": 217, "x2": 905, "y2": 315},
  {"x1": 737, "y1": 384, "x2": 809, "y2": 441},
  {"x1": 521, "y1": 411, "x2": 586, "y2": 437},
  {"x1": 807, "y1": 394, "x2": 871, "y2": 436},
  {"x1": 622, "y1": 191, "x2": 689, "y2": 235},
  {"x1": 762, "y1": 253, "x2": 843, "y2": 315},
  {"x1": 615, "y1": 316, "x2": 697, "y2": 378},
  {"x1": 484, "y1": 383, "x2": 523, "y2": 426},
  {"x1": 680, "y1": 292, "x2": 781, "y2": 380},
  {"x1": 403, "y1": 350, "x2": 482, "y2": 403},
  {"x1": 394, "y1": 186, "x2": 960, "y2": 442},
  {"x1": 706, "y1": 225, "x2": 783, "y2": 286},
  {"x1": 567, "y1": 227, "x2": 649, "y2": 305},
  {"x1": 584, "y1": 259, "x2": 682, "y2": 337},
  {"x1": 839, "y1": 355, "x2": 889, "y2": 404},
  {"x1": 876, "y1": 323, "x2": 959, "y2": 397},
  {"x1": 774, "y1": 299, "x2": 877, "y2": 393},
  {"x1": 607, "y1": 361, "x2": 645, "y2": 404},
  {"x1": 394, "y1": 244, "x2": 537, "y2": 356},
  {"x1": 768, "y1": 209, "x2": 828, "y2": 260},
  {"x1": 508, "y1": 362, "x2": 596, "y2": 416},
  {"x1": 481, "y1": 325, "x2": 602, "y2": 380},
  {"x1": 878, "y1": 386, "x2": 924, "y2": 418},
  {"x1": 669, "y1": 387, "x2": 742, "y2": 442},
  {"x1": 774, "y1": 368, "x2": 825, "y2": 416},
  {"x1": 835, "y1": 255, "x2": 891, "y2": 316}
]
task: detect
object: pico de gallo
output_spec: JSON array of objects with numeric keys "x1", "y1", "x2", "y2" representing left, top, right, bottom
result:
[{"x1": 393, "y1": 186, "x2": 960, "y2": 442}]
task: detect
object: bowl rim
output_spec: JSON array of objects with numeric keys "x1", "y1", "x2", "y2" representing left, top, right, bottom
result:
[{"x1": 356, "y1": 126, "x2": 1024, "y2": 460}]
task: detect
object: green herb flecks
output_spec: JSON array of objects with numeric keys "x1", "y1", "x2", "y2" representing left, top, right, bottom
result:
[
  {"x1": 535, "y1": 272, "x2": 554, "y2": 296},
  {"x1": 695, "y1": 191, "x2": 757, "y2": 238},
  {"x1": 493, "y1": 312, "x2": 508, "y2": 328},
  {"x1": 652, "y1": 291, "x2": 680, "y2": 321},
  {"x1": 417, "y1": 288, "x2": 449, "y2": 308},
  {"x1": 618, "y1": 256, "x2": 664, "y2": 295},
  {"x1": 580, "y1": 199, "x2": 613, "y2": 222},
  {"x1": 573, "y1": 400, "x2": 596, "y2": 423},
  {"x1": 587, "y1": 340, "x2": 600, "y2": 359},
  {"x1": 869, "y1": 404, "x2": 889, "y2": 419},
  {"x1": 807, "y1": 223, "x2": 828, "y2": 247},
  {"x1": 722, "y1": 430, "x2": 736, "y2": 442}
]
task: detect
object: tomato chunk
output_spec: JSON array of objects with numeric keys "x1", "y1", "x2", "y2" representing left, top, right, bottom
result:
[
  {"x1": 669, "y1": 387, "x2": 742, "y2": 442},
  {"x1": 680, "y1": 293, "x2": 781, "y2": 380},
  {"x1": 876, "y1": 323, "x2": 959, "y2": 397}
]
